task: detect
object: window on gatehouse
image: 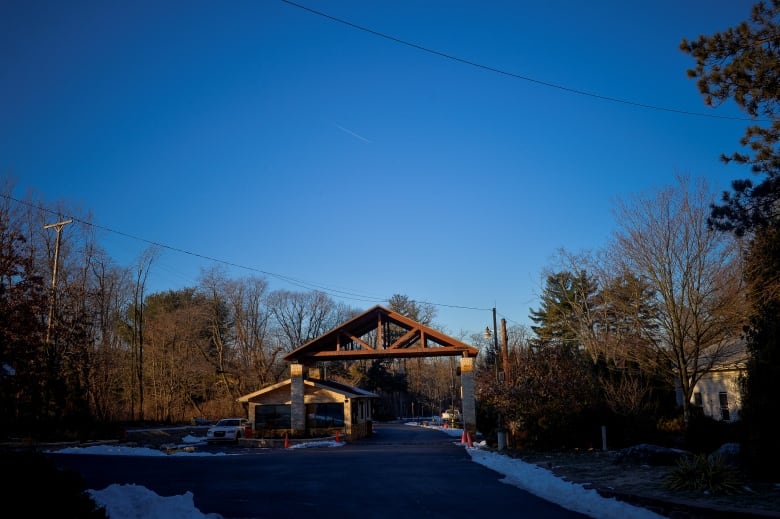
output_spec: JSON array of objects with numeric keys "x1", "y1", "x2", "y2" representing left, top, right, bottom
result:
[
  {"x1": 306, "y1": 403, "x2": 344, "y2": 428},
  {"x1": 255, "y1": 404, "x2": 291, "y2": 429}
]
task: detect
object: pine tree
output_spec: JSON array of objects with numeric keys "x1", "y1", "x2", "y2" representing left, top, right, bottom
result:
[
  {"x1": 529, "y1": 270, "x2": 597, "y2": 350},
  {"x1": 681, "y1": 0, "x2": 780, "y2": 479}
]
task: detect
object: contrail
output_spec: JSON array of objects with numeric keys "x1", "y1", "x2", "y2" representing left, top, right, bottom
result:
[{"x1": 333, "y1": 123, "x2": 371, "y2": 143}]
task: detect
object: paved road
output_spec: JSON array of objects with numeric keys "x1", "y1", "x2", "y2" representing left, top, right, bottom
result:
[{"x1": 51, "y1": 423, "x2": 589, "y2": 519}]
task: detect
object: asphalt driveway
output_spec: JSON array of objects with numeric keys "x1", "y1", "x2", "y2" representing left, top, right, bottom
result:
[{"x1": 51, "y1": 422, "x2": 588, "y2": 519}]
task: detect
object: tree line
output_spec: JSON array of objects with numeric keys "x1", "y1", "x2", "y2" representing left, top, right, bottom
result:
[
  {"x1": 0, "y1": 198, "x2": 457, "y2": 435},
  {"x1": 476, "y1": 175, "x2": 746, "y2": 453},
  {"x1": 0, "y1": 172, "x2": 750, "y2": 455},
  {"x1": 1, "y1": 0, "x2": 778, "y2": 481}
]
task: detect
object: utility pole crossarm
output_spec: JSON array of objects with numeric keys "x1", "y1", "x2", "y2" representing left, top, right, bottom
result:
[
  {"x1": 43, "y1": 218, "x2": 73, "y2": 230},
  {"x1": 44, "y1": 218, "x2": 73, "y2": 344}
]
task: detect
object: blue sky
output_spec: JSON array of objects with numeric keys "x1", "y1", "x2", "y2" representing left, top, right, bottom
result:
[{"x1": 1, "y1": 1, "x2": 756, "y2": 339}]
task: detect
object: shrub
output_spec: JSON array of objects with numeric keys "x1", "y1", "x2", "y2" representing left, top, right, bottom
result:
[
  {"x1": 656, "y1": 414, "x2": 684, "y2": 434},
  {"x1": 683, "y1": 410, "x2": 740, "y2": 453},
  {"x1": 665, "y1": 454, "x2": 745, "y2": 495}
]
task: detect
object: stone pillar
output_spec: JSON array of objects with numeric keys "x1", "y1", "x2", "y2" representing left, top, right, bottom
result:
[
  {"x1": 344, "y1": 398, "x2": 352, "y2": 439},
  {"x1": 290, "y1": 363, "x2": 305, "y2": 437},
  {"x1": 460, "y1": 356, "x2": 477, "y2": 438}
]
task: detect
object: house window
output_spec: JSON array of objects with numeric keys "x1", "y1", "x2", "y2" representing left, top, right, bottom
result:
[
  {"x1": 719, "y1": 392, "x2": 730, "y2": 421},
  {"x1": 693, "y1": 392, "x2": 703, "y2": 407},
  {"x1": 255, "y1": 404, "x2": 291, "y2": 429},
  {"x1": 306, "y1": 403, "x2": 344, "y2": 428}
]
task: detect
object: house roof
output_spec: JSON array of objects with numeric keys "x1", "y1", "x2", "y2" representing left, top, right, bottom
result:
[
  {"x1": 310, "y1": 378, "x2": 378, "y2": 398},
  {"x1": 697, "y1": 340, "x2": 749, "y2": 371},
  {"x1": 283, "y1": 304, "x2": 479, "y2": 364},
  {"x1": 237, "y1": 377, "x2": 378, "y2": 403}
]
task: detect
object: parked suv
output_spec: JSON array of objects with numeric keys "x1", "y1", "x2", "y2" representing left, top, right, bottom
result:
[
  {"x1": 206, "y1": 418, "x2": 251, "y2": 443},
  {"x1": 441, "y1": 409, "x2": 460, "y2": 421}
]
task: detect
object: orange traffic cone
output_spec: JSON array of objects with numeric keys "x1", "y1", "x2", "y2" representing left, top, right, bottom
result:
[
  {"x1": 460, "y1": 430, "x2": 467, "y2": 444},
  {"x1": 335, "y1": 431, "x2": 340, "y2": 443},
  {"x1": 466, "y1": 432, "x2": 473, "y2": 448},
  {"x1": 284, "y1": 432, "x2": 289, "y2": 449}
]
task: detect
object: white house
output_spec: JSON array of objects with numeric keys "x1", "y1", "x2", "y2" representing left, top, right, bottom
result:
[{"x1": 688, "y1": 341, "x2": 748, "y2": 422}]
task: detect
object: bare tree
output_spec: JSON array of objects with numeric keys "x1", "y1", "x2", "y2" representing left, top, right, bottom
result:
[
  {"x1": 610, "y1": 175, "x2": 747, "y2": 426},
  {"x1": 503, "y1": 323, "x2": 532, "y2": 384},
  {"x1": 129, "y1": 246, "x2": 158, "y2": 421},
  {"x1": 219, "y1": 275, "x2": 278, "y2": 388},
  {"x1": 85, "y1": 248, "x2": 131, "y2": 421},
  {"x1": 198, "y1": 267, "x2": 286, "y2": 397},
  {"x1": 266, "y1": 289, "x2": 338, "y2": 351},
  {"x1": 142, "y1": 288, "x2": 217, "y2": 422},
  {"x1": 0, "y1": 179, "x2": 49, "y2": 430}
]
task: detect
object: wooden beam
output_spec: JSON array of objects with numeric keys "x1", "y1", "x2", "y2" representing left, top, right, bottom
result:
[
  {"x1": 344, "y1": 332, "x2": 375, "y2": 351},
  {"x1": 283, "y1": 305, "x2": 480, "y2": 363},
  {"x1": 388, "y1": 328, "x2": 420, "y2": 350},
  {"x1": 305, "y1": 346, "x2": 475, "y2": 361}
]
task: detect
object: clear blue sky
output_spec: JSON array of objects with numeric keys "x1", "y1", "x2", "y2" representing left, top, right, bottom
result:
[{"x1": 1, "y1": 1, "x2": 756, "y2": 339}]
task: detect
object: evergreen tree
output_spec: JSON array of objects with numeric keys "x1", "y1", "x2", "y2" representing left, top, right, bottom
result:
[
  {"x1": 740, "y1": 227, "x2": 780, "y2": 479},
  {"x1": 387, "y1": 293, "x2": 436, "y2": 325},
  {"x1": 681, "y1": 1, "x2": 780, "y2": 235},
  {"x1": 516, "y1": 270, "x2": 602, "y2": 447},
  {"x1": 529, "y1": 270, "x2": 597, "y2": 350},
  {"x1": 592, "y1": 271, "x2": 659, "y2": 367},
  {"x1": 681, "y1": 0, "x2": 780, "y2": 478}
]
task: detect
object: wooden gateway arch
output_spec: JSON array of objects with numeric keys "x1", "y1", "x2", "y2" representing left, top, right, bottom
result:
[{"x1": 283, "y1": 305, "x2": 480, "y2": 438}]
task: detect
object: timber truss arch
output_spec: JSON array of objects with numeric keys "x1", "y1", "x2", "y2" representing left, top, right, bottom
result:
[
  {"x1": 282, "y1": 305, "x2": 479, "y2": 438},
  {"x1": 283, "y1": 305, "x2": 479, "y2": 364}
]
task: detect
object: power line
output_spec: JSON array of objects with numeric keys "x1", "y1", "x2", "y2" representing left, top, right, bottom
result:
[
  {"x1": 3, "y1": 193, "x2": 497, "y2": 313},
  {"x1": 4, "y1": 194, "x2": 383, "y2": 302},
  {"x1": 411, "y1": 299, "x2": 492, "y2": 312},
  {"x1": 280, "y1": 0, "x2": 762, "y2": 123},
  {"x1": 497, "y1": 311, "x2": 526, "y2": 328}
]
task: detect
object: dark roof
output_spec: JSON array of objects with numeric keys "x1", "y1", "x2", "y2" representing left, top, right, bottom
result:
[
  {"x1": 237, "y1": 377, "x2": 378, "y2": 402},
  {"x1": 310, "y1": 378, "x2": 378, "y2": 398}
]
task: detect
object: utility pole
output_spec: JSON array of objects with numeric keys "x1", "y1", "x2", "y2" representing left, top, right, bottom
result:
[
  {"x1": 500, "y1": 318, "x2": 509, "y2": 384},
  {"x1": 483, "y1": 307, "x2": 503, "y2": 381},
  {"x1": 44, "y1": 219, "x2": 73, "y2": 345},
  {"x1": 485, "y1": 307, "x2": 507, "y2": 448},
  {"x1": 492, "y1": 307, "x2": 500, "y2": 381}
]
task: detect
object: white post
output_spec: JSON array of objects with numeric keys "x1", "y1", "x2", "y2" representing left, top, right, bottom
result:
[{"x1": 497, "y1": 430, "x2": 507, "y2": 451}]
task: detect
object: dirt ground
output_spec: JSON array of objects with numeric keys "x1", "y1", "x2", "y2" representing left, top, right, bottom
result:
[{"x1": 513, "y1": 449, "x2": 780, "y2": 518}]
